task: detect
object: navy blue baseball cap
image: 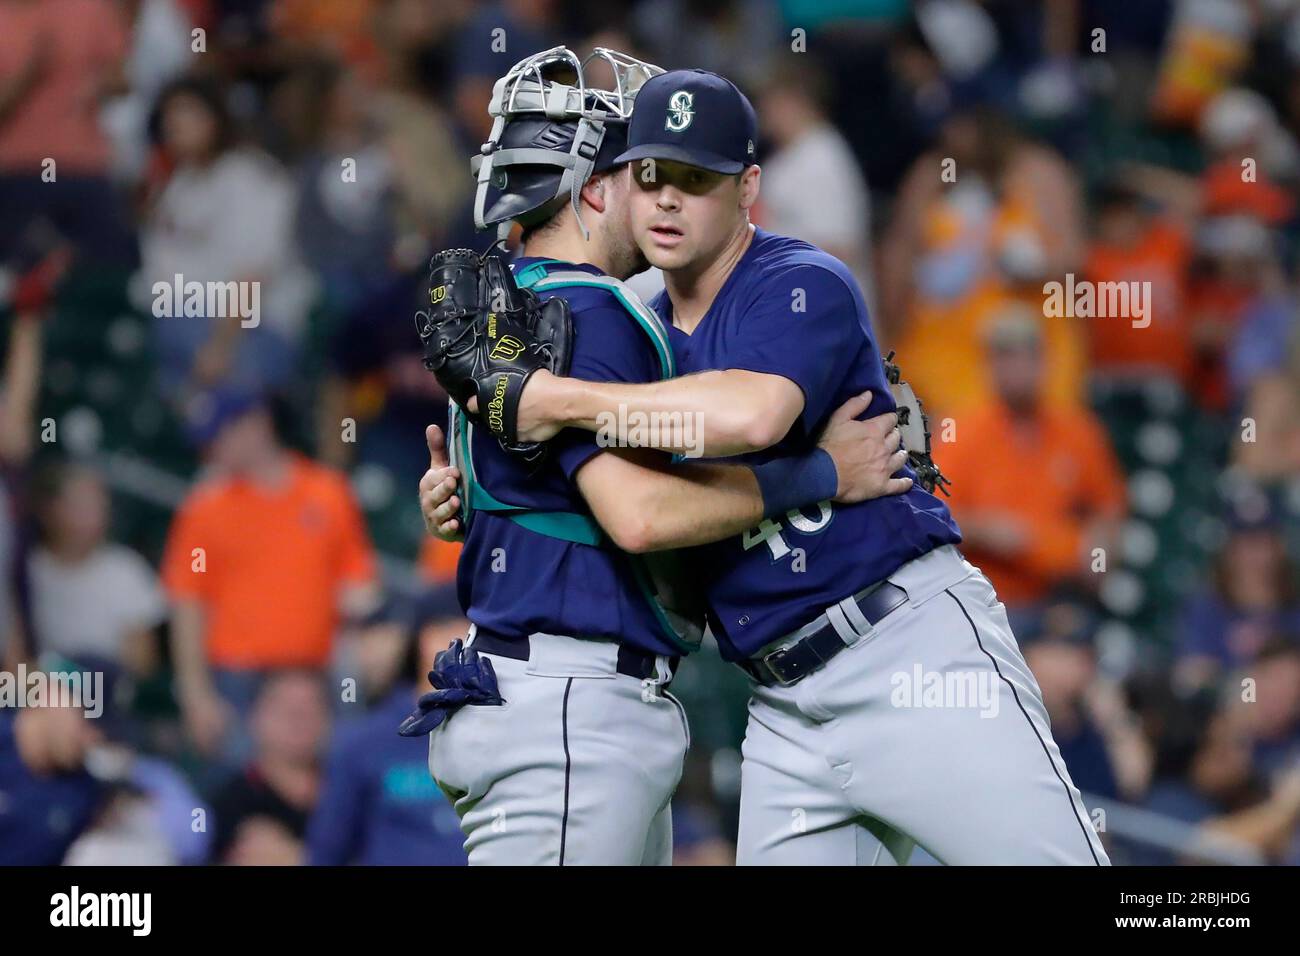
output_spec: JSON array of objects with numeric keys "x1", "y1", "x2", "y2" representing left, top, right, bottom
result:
[{"x1": 615, "y1": 69, "x2": 758, "y2": 174}]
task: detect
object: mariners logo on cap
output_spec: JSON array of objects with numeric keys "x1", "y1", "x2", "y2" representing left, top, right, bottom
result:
[{"x1": 665, "y1": 91, "x2": 694, "y2": 132}]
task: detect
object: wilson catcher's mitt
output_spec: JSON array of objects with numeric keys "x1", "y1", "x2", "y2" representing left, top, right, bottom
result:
[{"x1": 415, "y1": 247, "x2": 573, "y2": 457}]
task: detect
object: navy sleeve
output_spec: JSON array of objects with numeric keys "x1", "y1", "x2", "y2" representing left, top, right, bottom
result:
[
  {"x1": 549, "y1": 293, "x2": 662, "y2": 480},
  {"x1": 724, "y1": 264, "x2": 867, "y2": 432}
]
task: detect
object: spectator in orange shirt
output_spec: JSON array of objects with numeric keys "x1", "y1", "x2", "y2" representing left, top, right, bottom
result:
[
  {"x1": 1197, "y1": 89, "x2": 1297, "y2": 228},
  {"x1": 161, "y1": 391, "x2": 379, "y2": 774},
  {"x1": 880, "y1": 106, "x2": 1087, "y2": 419},
  {"x1": 941, "y1": 310, "x2": 1126, "y2": 622},
  {"x1": 1084, "y1": 183, "x2": 1194, "y2": 388}
]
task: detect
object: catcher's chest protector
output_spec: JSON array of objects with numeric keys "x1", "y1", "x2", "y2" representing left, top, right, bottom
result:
[{"x1": 447, "y1": 266, "x2": 700, "y2": 652}]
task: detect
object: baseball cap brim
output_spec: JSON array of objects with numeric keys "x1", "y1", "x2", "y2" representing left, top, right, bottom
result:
[{"x1": 613, "y1": 143, "x2": 744, "y2": 175}]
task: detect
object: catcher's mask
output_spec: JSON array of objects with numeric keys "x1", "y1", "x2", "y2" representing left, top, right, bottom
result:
[{"x1": 472, "y1": 46, "x2": 663, "y2": 240}]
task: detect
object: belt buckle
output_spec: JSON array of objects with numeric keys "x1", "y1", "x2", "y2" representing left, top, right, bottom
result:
[{"x1": 759, "y1": 646, "x2": 800, "y2": 686}]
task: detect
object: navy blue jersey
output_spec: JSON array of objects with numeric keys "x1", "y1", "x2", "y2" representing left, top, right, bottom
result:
[
  {"x1": 654, "y1": 228, "x2": 963, "y2": 660},
  {"x1": 454, "y1": 258, "x2": 691, "y2": 657}
]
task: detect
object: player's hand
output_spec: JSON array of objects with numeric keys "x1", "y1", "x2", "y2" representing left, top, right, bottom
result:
[
  {"x1": 420, "y1": 424, "x2": 464, "y2": 541},
  {"x1": 818, "y1": 391, "x2": 913, "y2": 503},
  {"x1": 182, "y1": 686, "x2": 232, "y2": 756}
]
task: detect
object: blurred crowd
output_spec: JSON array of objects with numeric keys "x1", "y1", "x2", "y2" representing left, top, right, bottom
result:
[{"x1": 1, "y1": 0, "x2": 1299, "y2": 866}]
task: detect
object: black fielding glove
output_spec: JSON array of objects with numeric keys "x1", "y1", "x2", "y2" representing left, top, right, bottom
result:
[{"x1": 416, "y1": 247, "x2": 573, "y2": 457}]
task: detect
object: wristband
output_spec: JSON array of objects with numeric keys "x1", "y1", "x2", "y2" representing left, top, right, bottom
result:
[{"x1": 750, "y1": 449, "x2": 838, "y2": 519}]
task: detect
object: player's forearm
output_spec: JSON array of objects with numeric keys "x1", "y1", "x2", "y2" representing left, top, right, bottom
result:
[
  {"x1": 619, "y1": 460, "x2": 766, "y2": 552},
  {"x1": 582, "y1": 449, "x2": 820, "y2": 553},
  {"x1": 529, "y1": 368, "x2": 798, "y2": 457}
]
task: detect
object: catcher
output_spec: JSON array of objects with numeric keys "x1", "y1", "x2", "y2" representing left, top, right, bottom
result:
[{"x1": 406, "y1": 47, "x2": 911, "y2": 865}]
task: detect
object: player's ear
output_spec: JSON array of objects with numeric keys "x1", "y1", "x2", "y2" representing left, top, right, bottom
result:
[
  {"x1": 738, "y1": 165, "x2": 761, "y2": 211},
  {"x1": 580, "y1": 173, "x2": 608, "y2": 215}
]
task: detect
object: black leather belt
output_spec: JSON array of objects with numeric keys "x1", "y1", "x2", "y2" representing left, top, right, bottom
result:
[
  {"x1": 738, "y1": 581, "x2": 909, "y2": 687},
  {"x1": 471, "y1": 630, "x2": 678, "y2": 684}
]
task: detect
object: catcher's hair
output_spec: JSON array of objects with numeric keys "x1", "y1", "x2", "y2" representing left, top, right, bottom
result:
[{"x1": 519, "y1": 205, "x2": 568, "y2": 246}]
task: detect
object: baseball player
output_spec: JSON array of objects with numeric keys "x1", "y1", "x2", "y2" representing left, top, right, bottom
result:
[
  {"x1": 409, "y1": 49, "x2": 912, "y2": 866},
  {"x1": 449, "y1": 68, "x2": 1111, "y2": 865}
]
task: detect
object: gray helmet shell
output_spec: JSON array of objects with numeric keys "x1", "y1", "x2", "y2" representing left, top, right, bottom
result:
[{"x1": 478, "y1": 112, "x2": 630, "y2": 229}]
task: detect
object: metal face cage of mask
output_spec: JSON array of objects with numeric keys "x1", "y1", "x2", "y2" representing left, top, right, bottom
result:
[{"x1": 471, "y1": 46, "x2": 663, "y2": 239}]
